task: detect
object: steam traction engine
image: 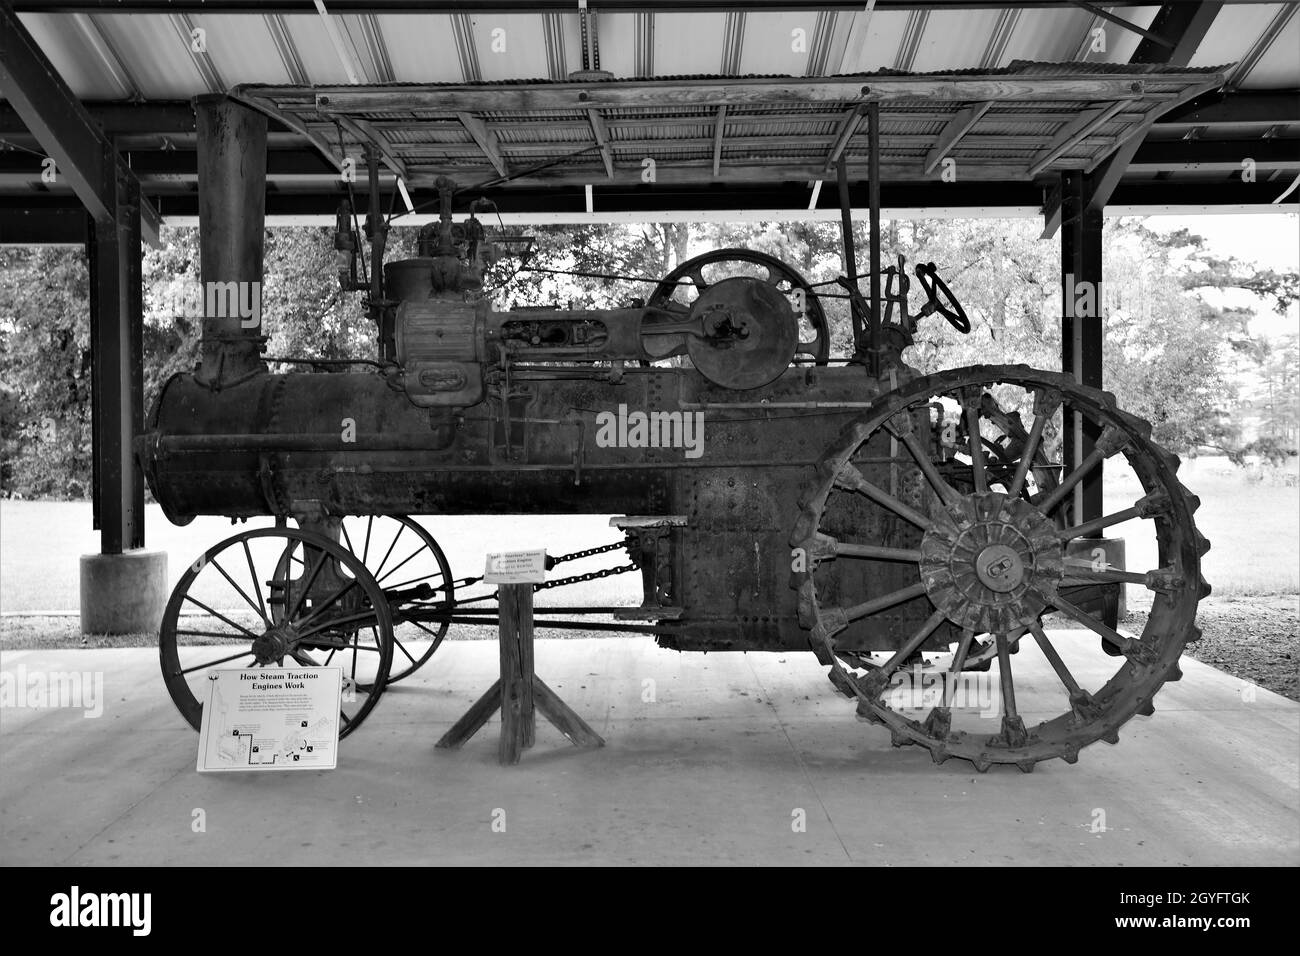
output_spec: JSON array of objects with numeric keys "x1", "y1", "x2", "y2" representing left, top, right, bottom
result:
[{"x1": 143, "y1": 95, "x2": 1209, "y2": 772}]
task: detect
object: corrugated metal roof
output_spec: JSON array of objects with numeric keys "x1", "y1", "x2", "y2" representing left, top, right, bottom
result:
[
  {"x1": 10, "y1": 4, "x2": 1297, "y2": 100},
  {"x1": 227, "y1": 62, "x2": 1224, "y2": 190},
  {"x1": 2, "y1": 3, "x2": 1295, "y2": 221}
]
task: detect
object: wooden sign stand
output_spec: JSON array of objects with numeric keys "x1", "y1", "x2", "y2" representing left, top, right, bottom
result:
[{"x1": 436, "y1": 583, "x2": 605, "y2": 764}]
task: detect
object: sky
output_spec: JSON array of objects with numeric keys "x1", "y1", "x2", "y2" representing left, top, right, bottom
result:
[
  {"x1": 1141, "y1": 213, "x2": 1299, "y2": 273},
  {"x1": 1138, "y1": 213, "x2": 1299, "y2": 340}
]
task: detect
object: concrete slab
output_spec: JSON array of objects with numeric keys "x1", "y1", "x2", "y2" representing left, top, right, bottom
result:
[{"x1": 1, "y1": 637, "x2": 1296, "y2": 866}]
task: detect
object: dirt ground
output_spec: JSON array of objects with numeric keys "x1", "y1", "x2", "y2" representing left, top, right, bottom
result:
[
  {"x1": 1123, "y1": 594, "x2": 1298, "y2": 701},
  {"x1": 5, "y1": 593, "x2": 1296, "y2": 701}
]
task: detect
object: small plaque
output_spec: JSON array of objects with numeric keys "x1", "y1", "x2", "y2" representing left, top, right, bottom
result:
[{"x1": 483, "y1": 549, "x2": 548, "y2": 584}]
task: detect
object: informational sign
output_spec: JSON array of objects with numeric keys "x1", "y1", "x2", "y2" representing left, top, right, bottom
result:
[
  {"x1": 196, "y1": 667, "x2": 342, "y2": 773},
  {"x1": 483, "y1": 549, "x2": 548, "y2": 584}
]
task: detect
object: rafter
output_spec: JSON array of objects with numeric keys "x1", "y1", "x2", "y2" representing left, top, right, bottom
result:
[
  {"x1": 923, "y1": 101, "x2": 991, "y2": 175},
  {"x1": 71, "y1": 13, "x2": 140, "y2": 99},
  {"x1": 457, "y1": 112, "x2": 508, "y2": 178},
  {"x1": 264, "y1": 13, "x2": 309, "y2": 86},
  {"x1": 1226, "y1": 4, "x2": 1298, "y2": 90},
  {"x1": 170, "y1": 13, "x2": 224, "y2": 93},
  {"x1": 585, "y1": 108, "x2": 615, "y2": 180},
  {"x1": 824, "y1": 106, "x2": 863, "y2": 173},
  {"x1": 1068, "y1": 2, "x2": 1175, "y2": 48},
  {"x1": 712, "y1": 105, "x2": 727, "y2": 177},
  {"x1": 313, "y1": 0, "x2": 366, "y2": 84},
  {"x1": 1084, "y1": 2, "x2": 1224, "y2": 215},
  {"x1": 1026, "y1": 100, "x2": 1127, "y2": 177}
]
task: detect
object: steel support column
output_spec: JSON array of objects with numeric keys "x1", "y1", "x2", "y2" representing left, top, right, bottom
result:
[
  {"x1": 0, "y1": 1, "x2": 152, "y2": 553},
  {"x1": 87, "y1": 167, "x2": 145, "y2": 553},
  {"x1": 1060, "y1": 169, "x2": 1104, "y2": 524}
]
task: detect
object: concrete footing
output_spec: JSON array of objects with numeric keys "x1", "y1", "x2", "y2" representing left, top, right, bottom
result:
[{"x1": 79, "y1": 550, "x2": 168, "y2": 635}]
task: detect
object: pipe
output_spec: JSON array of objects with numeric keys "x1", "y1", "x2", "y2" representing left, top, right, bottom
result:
[{"x1": 194, "y1": 94, "x2": 268, "y2": 388}]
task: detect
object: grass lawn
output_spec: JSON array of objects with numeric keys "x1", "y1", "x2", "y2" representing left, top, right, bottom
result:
[{"x1": 1103, "y1": 455, "x2": 1299, "y2": 597}]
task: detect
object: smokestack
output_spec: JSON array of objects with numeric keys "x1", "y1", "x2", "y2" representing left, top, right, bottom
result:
[{"x1": 194, "y1": 94, "x2": 268, "y2": 388}]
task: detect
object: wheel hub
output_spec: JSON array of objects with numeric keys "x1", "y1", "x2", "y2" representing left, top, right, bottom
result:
[
  {"x1": 252, "y1": 626, "x2": 295, "y2": 664},
  {"x1": 920, "y1": 492, "x2": 1063, "y2": 633}
]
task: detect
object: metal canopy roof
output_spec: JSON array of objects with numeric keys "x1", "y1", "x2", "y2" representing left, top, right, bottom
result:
[
  {"x1": 2, "y1": 1, "x2": 1298, "y2": 239},
  {"x1": 235, "y1": 63, "x2": 1225, "y2": 192}
]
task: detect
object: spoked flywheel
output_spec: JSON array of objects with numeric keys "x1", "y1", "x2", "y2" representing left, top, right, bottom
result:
[
  {"x1": 644, "y1": 248, "x2": 831, "y2": 368},
  {"x1": 791, "y1": 365, "x2": 1210, "y2": 772},
  {"x1": 160, "y1": 527, "x2": 394, "y2": 738}
]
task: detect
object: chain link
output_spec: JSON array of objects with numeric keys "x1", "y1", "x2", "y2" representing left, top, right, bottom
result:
[
  {"x1": 546, "y1": 537, "x2": 634, "y2": 568},
  {"x1": 455, "y1": 536, "x2": 639, "y2": 603},
  {"x1": 532, "y1": 562, "x2": 638, "y2": 592}
]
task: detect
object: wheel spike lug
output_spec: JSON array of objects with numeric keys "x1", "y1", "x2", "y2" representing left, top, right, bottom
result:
[
  {"x1": 973, "y1": 754, "x2": 992, "y2": 773},
  {"x1": 1000, "y1": 714, "x2": 1028, "y2": 748},
  {"x1": 1016, "y1": 758, "x2": 1036, "y2": 773},
  {"x1": 1061, "y1": 746, "x2": 1079, "y2": 765},
  {"x1": 1136, "y1": 699, "x2": 1155, "y2": 717},
  {"x1": 1167, "y1": 663, "x2": 1183, "y2": 682},
  {"x1": 1101, "y1": 729, "x2": 1120, "y2": 745},
  {"x1": 930, "y1": 746, "x2": 949, "y2": 765}
]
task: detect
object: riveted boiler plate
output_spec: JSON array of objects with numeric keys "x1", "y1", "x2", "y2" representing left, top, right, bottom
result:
[{"x1": 686, "y1": 277, "x2": 798, "y2": 390}]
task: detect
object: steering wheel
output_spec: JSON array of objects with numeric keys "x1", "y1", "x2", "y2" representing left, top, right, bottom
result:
[{"x1": 914, "y1": 262, "x2": 970, "y2": 334}]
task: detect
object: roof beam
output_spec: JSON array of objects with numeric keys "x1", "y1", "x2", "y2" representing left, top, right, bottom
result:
[
  {"x1": 1158, "y1": 90, "x2": 1300, "y2": 127},
  {"x1": 314, "y1": 0, "x2": 366, "y2": 83},
  {"x1": 334, "y1": 114, "x2": 407, "y2": 180},
  {"x1": 310, "y1": 76, "x2": 1159, "y2": 113},
  {"x1": 0, "y1": 102, "x2": 198, "y2": 135},
  {"x1": 721, "y1": 10, "x2": 746, "y2": 74},
  {"x1": 923, "y1": 100, "x2": 991, "y2": 174},
  {"x1": 1080, "y1": 1, "x2": 1224, "y2": 219},
  {"x1": 824, "y1": 106, "x2": 863, "y2": 172},
  {"x1": 1067, "y1": 2, "x2": 1174, "y2": 48},
  {"x1": 396, "y1": 160, "x2": 1047, "y2": 188},
  {"x1": 2, "y1": 1, "x2": 1290, "y2": 11},
  {"x1": 542, "y1": 11, "x2": 566, "y2": 81},
  {"x1": 1129, "y1": 137, "x2": 1300, "y2": 171},
  {"x1": 979, "y1": 7, "x2": 1021, "y2": 68},
  {"x1": 1226, "y1": 4, "x2": 1298, "y2": 90},
  {"x1": 833, "y1": 1, "x2": 876, "y2": 74},
  {"x1": 1026, "y1": 100, "x2": 1127, "y2": 177},
  {"x1": 0, "y1": 1, "x2": 160, "y2": 243},
  {"x1": 585, "y1": 108, "x2": 614, "y2": 179},
  {"x1": 170, "y1": 12, "x2": 225, "y2": 93},
  {"x1": 359, "y1": 13, "x2": 394, "y2": 83},
  {"x1": 458, "y1": 111, "x2": 509, "y2": 177},
  {"x1": 634, "y1": 11, "x2": 654, "y2": 77},
  {"x1": 70, "y1": 13, "x2": 141, "y2": 98},
  {"x1": 712, "y1": 105, "x2": 727, "y2": 176},
  {"x1": 264, "y1": 13, "x2": 310, "y2": 85},
  {"x1": 893, "y1": 8, "x2": 929, "y2": 71}
]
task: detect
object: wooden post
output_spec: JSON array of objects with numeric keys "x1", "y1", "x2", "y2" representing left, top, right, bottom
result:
[
  {"x1": 498, "y1": 584, "x2": 530, "y2": 764},
  {"x1": 436, "y1": 581, "x2": 603, "y2": 763}
]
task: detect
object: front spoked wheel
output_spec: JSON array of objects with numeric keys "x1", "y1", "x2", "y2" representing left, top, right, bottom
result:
[
  {"x1": 792, "y1": 365, "x2": 1209, "y2": 771},
  {"x1": 160, "y1": 527, "x2": 394, "y2": 738}
]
